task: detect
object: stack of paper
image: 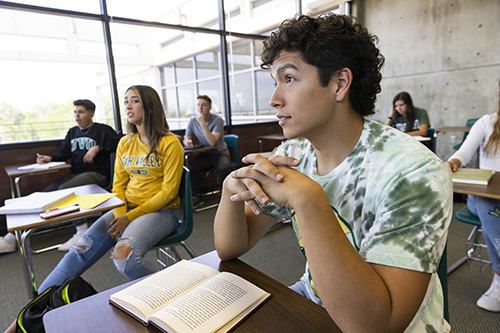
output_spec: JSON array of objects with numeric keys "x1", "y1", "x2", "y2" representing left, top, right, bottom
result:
[
  {"x1": 17, "y1": 161, "x2": 66, "y2": 170},
  {"x1": 0, "y1": 189, "x2": 76, "y2": 215}
]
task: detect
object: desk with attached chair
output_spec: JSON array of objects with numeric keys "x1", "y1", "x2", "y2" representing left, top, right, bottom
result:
[{"x1": 448, "y1": 173, "x2": 500, "y2": 274}]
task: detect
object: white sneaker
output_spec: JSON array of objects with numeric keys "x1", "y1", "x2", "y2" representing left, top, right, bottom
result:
[
  {"x1": 0, "y1": 233, "x2": 17, "y2": 253},
  {"x1": 477, "y1": 278, "x2": 500, "y2": 312},
  {"x1": 58, "y1": 233, "x2": 83, "y2": 252}
]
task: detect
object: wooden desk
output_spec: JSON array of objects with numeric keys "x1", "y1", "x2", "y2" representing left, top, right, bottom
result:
[
  {"x1": 4, "y1": 163, "x2": 71, "y2": 198},
  {"x1": 43, "y1": 251, "x2": 340, "y2": 332},
  {"x1": 453, "y1": 173, "x2": 500, "y2": 200},
  {"x1": 183, "y1": 146, "x2": 217, "y2": 165},
  {"x1": 257, "y1": 134, "x2": 287, "y2": 152},
  {"x1": 6, "y1": 184, "x2": 124, "y2": 298},
  {"x1": 435, "y1": 127, "x2": 471, "y2": 133}
]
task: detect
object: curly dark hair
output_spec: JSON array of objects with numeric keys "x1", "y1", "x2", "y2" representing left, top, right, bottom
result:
[{"x1": 261, "y1": 14, "x2": 385, "y2": 117}]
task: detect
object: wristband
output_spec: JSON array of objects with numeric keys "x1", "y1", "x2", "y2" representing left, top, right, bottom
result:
[{"x1": 388, "y1": 116, "x2": 393, "y2": 119}]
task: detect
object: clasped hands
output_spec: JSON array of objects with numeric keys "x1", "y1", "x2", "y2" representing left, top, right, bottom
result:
[{"x1": 226, "y1": 153, "x2": 315, "y2": 215}]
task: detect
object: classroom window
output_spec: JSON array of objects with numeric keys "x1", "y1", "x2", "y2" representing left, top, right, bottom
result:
[
  {"x1": 0, "y1": 9, "x2": 111, "y2": 144},
  {"x1": 0, "y1": 0, "x2": 344, "y2": 144},
  {"x1": 107, "y1": 0, "x2": 220, "y2": 30}
]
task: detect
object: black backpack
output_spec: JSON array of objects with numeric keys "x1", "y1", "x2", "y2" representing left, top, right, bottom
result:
[{"x1": 16, "y1": 277, "x2": 97, "y2": 333}]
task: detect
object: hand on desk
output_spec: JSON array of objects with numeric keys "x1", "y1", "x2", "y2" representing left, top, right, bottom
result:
[
  {"x1": 226, "y1": 153, "x2": 302, "y2": 215},
  {"x1": 445, "y1": 158, "x2": 461, "y2": 172},
  {"x1": 108, "y1": 215, "x2": 131, "y2": 240},
  {"x1": 36, "y1": 154, "x2": 52, "y2": 164},
  {"x1": 183, "y1": 135, "x2": 194, "y2": 148}
]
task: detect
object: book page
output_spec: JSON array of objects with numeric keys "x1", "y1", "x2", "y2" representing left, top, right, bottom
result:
[
  {"x1": 150, "y1": 272, "x2": 270, "y2": 333},
  {"x1": 109, "y1": 260, "x2": 219, "y2": 323}
]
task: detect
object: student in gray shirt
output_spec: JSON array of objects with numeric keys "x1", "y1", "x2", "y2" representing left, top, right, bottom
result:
[{"x1": 183, "y1": 95, "x2": 230, "y2": 207}]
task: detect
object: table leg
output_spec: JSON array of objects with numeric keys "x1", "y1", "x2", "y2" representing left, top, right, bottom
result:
[
  {"x1": 16, "y1": 229, "x2": 38, "y2": 298},
  {"x1": 14, "y1": 176, "x2": 23, "y2": 197},
  {"x1": 8, "y1": 177, "x2": 15, "y2": 198}
]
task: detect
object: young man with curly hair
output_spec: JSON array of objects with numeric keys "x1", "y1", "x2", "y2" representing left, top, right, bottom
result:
[{"x1": 214, "y1": 14, "x2": 452, "y2": 332}]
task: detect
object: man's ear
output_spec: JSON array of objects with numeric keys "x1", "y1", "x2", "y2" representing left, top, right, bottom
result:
[{"x1": 334, "y1": 68, "x2": 353, "y2": 102}]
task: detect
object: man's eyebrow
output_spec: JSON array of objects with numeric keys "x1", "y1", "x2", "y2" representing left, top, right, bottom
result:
[
  {"x1": 270, "y1": 63, "x2": 299, "y2": 80},
  {"x1": 276, "y1": 63, "x2": 298, "y2": 75}
]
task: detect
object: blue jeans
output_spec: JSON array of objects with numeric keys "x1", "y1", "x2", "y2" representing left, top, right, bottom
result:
[
  {"x1": 38, "y1": 208, "x2": 179, "y2": 294},
  {"x1": 467, "y1": 195, "x2": 500, "y2": 273},
  {"x1": 43, "y1": 172, "x2": 109, "y2": 192}
]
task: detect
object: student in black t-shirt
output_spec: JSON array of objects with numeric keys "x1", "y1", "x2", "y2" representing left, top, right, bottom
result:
[{"x1": 36, "y1": 99, "x2": 121, "y2": 251}]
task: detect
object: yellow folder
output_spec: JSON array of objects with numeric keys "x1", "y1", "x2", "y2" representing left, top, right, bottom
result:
[{"x1": 49, "y1": 193, "x2": 116, "y2": 210}]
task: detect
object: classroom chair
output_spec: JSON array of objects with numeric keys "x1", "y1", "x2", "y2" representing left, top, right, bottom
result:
[
  {"x1": 104, "y1": 152, "x2": 116, "y2": 191},
  {"x1": 437, "y1": 244, "x2": 449, "y2": 323},
  {"x1": 426, "y1": 127, "x2": 437, "y2": 153},
  {"x1": 453, "y1": 118, "x2": 479, "y2": 151},
  {"x1": 223, "y1": 134, "x2": 241, "y2": 170},
  {"x1": 455, "y1": 205, "x2": 491, "y2": 271},
  {"x1": 194, "y1": 134, "x2": 241, "y2": 212},
  {"x1": 154, "y1": 166, "x2": 196, "y2": 268}
]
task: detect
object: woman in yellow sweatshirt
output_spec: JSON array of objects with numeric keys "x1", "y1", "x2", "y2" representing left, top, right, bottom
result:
[{"x1": 38, "y1": 85, "x2": 184, "y2": 292}]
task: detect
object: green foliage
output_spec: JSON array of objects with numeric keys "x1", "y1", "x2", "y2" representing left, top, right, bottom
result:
[{"x1": 0, "y1": 101, "x2": 74, "y2": 144}]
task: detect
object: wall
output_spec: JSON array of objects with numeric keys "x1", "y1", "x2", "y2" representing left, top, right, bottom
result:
[{"x1": 354, "y1": 0, "x2": 500, "y2": 160}]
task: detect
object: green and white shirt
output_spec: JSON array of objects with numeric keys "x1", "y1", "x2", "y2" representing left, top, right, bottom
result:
[
  {"x1": 260, "y1": 119, "x2": 452, "y2": 332},
  {"x1": 389, "y1": 107, "x2": 430, "y2": 132}
]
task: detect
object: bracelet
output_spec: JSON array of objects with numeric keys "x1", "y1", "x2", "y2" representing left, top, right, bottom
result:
[{"x1": 388, "y1": 116, "x2": 393, "y2": 119}]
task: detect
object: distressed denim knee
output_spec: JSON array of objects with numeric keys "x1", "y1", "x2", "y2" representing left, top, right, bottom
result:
[
  {"x1": 71, "y1": 234, "x2": 93, "y2": 254},
  {"x1": 112, "y1": 238, "x2": 134, "y2": 274}
]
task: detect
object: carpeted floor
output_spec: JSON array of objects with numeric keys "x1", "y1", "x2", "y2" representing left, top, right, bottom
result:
[{"x1": 1, "y1": 197, "x2": 499, "y2": 332}]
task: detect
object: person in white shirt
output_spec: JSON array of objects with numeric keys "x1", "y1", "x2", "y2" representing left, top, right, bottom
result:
[{"x1": 446, "y1": 80, "x2": 500, "y2": 312}]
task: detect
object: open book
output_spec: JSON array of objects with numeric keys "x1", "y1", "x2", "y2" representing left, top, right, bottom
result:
[
  {"x1": 109, "y1": 260, "x2": 271, "y2": 333},
  {"x1": 452, "y1": 168, "x2": 495, "y2": 185}
]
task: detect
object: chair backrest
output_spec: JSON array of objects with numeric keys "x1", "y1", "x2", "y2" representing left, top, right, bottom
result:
[
  {"x1": 154, "y1": 166, "x2": 193, "y2": 246},
  {"x1": 105, "y1": 152, "x2": 116, "y2": 191},
  {"x1": 437, "y1": 244, "x2": 449, "y2": 323},
  {"x1": 224, "y1": 134, "x2": 240, "y2": 169},
  {"x1": 426, "y1": 128, "x2": 436, "y2": 153},
  {"x1": 462, "y1": 118, "x2": 480, "y2": 141},
  {"x1": 453, "y1": 118, "x2": 479, "y2": 150}
]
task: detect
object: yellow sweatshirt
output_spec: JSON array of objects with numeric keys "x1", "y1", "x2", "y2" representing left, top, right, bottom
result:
[{"x1": 112, "y1": 133, "x2": 184, "y2": 221}]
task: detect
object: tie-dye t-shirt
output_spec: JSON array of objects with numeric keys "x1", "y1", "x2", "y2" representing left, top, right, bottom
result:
[{"x1": 260, "y1": 119, "x2": 452, "y2": 332}]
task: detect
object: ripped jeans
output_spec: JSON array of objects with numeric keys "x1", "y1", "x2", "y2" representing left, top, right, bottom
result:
[
  {"x1": 467, "y1": 195, "x2": 500, "y2": 273},
  {"x1": 38, "y1": 208, "x2": 179, "y2": 294}
]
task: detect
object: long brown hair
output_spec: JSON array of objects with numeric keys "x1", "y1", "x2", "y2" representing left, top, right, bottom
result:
[
  {"x1": 392, "y1": 92, "x2": 415, "y2": 133},
  {"x1": 126, "y1": 85, "x2": 170, "y2": 158},
  {"x1": 484, "y1": 81, "x2": 500, "y2": 155}
]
